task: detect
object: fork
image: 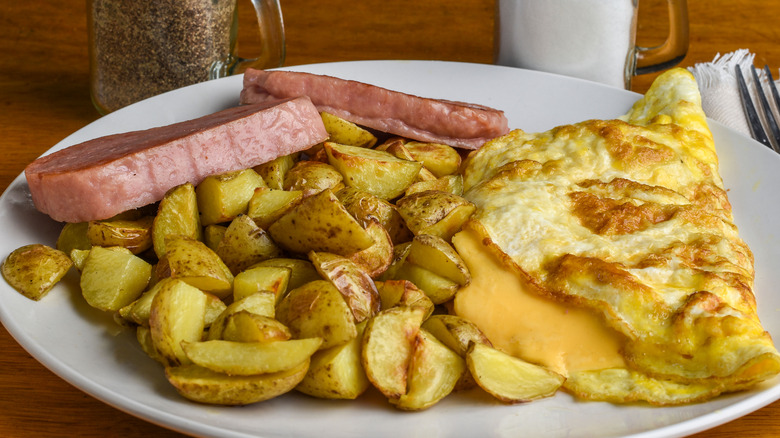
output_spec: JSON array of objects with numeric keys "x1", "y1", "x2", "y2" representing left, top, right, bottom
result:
[{"x1": 735, "y1": 64, "x2": 780, "y2": 153}]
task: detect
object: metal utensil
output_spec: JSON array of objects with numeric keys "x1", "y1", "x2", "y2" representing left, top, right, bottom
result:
[{"x1": 735, "y1": 64, "x2": 780, "y2": 153}]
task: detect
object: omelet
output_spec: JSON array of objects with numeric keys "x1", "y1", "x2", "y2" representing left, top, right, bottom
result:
[{"x1": 453, "y1": 68, "x2": 780, "y2": 405}]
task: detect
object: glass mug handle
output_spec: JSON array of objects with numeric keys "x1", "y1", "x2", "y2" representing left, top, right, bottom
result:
[
  {"x1": 634, "y1": 0, "x2": 689, "y2": 75},
  {"x1": 209, "y1": 0, "x2": 286, "y2": 80}
]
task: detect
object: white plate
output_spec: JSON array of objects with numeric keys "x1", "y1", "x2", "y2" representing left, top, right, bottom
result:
[{"x1": 2, "y1": 60, "x2": 779, "y2": 438}]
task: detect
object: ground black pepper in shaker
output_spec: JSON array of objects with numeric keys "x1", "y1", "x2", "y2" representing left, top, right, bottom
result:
[{"x1": 88, "y1": 0, "x2": 236, "y2": 114}]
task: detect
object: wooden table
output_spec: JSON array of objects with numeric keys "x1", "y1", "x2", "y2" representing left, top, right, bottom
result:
[{"x1": 1, "y1": 0, "x2": 779, "y2": 436}]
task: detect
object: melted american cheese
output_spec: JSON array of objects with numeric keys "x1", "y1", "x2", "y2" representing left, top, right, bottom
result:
[{"x1": 452, "y1": 228, "x2": 625, "y2": 376}]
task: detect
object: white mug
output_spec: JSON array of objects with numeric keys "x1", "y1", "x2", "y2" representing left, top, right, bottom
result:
[{"x1": 496, "y1": 0, "x2": 689, "y2": 89}]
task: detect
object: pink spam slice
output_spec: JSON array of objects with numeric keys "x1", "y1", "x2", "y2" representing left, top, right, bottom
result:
[
  {"x1": 240, "y1": 69, "x2": 509, "y2": 150},
  {"x1": 25, "y1": 97, "x2": 328, "y2": 223}
]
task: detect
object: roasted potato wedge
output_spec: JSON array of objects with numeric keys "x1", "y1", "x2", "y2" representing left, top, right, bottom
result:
[
  {"x1": 216, "y1": 215, "x2": 281, "y2": 275},
  {"x1": 203, "y1": 224, "x2": 227, "y2": 251},
  {"x1": 203, "y1": 294, "x2": 229, "y2": 327},
  {"x1": 149, "y1": 279, "x2": 208, "y2": 367},
  {"x1": 253, "y1": 153, "x2": 300, "y2": 190},
  {"x1": 320, "y1": 111, "x2": 377, "y2": 148},
  {"x1": 391, "y1": 328, "x2": 466, "y2": 411},
  {"x1": 406, "y1": 234, "x2": 470, "y2": 286},
  {"x1": 220, "y1": 311, "x2": 292, "y2": 343},
  {"x1": 2, "y1": 244, "x2": 72, "y2": 301},
  {"x1": 76, "y1": 245, "x2": 130, "y2": 270},
  {"x1": 232, "y1": 265, "x2": 291, "y2": 302},
  {"x1": 325, "y1": 142, "x2": 422, "y2": 200},
  {"x1": 296, "y1": 321, "x2": 370, "y2": 400},
  {"x1": 207, "y1": 291, "x2": 277, "y2": 340},
  {"x1": 394, "y1": 261, "x2": 459, "y2": 305},
  {"x1": 422, "y1": 314, "x2": 492, "y2": 356},
  {"x1": 336, "y1": 187, "x2": 412, "y2": 244},
  {"x1": 396, "y1": 190, "x2": 476, "y2": 241},
  {"x1": 136, "y1": 325, "x2": 164, "y2": 363},
  {"x1": 309, "y1": 251, "x2": 380, "y2": 323},
  {"x1": 246, "y1": 187, "x2": 303, "y2": 230},
  {"x1": 283, "y1": 160, "x2": 344, "y2": 197},
  {"x1": 69, "y1": 248, "x2": 90, "y2": 272},
  {"x1": 251, "y1": 258, "x2": 321, "y2": 291},
  {"x1": 375, "y1": 280, "x2": 434, "y2": 319},
  {"x1": 373, "y1": 137, "x2": 406, "y2": 152},
  {"x1": 165, "y1": 360, "x2": 309, "y2": 406},
  {"x1": 56, "y1": 222, "x2": 91, "y2": 255},
  {"x1": 404, "y1": 141, "x2": 462, "y2": 178},
  {"x1": 276, "y1": 280, "x2": 358, "y2": 350},
  {"x1": 405, "y1": 174, "x2": 464, "y2": 197},
  {"x1": 361, "y1": 305, "x2": 426, "y2": 399},
  {"x1": 87, "y1": 216, "x2": 154, "y2": 254},
  {"x1": 118, "y1": 277, "x2": 175, "y2": 326},
  {"x1": 80, "y1": 246, "x2": 152, "y2": 311},
  {"x1": 268, "y1": 189, "x2": 374, "y2": 256},
  {"x1": 197, "y1": 168, "x2": 266, "y2": 226},
  {"x1": 466, "y1": 342, "x2": 565, "y2": 403},
  {"x1": 348, "y1": 220, "x2": 394, "y2": 279},
  {"x1": 182, "y1": 338, "x2": 322, "y2": 376},
  {"x1": 152, "y1": 183, "x2": 202, "y2": 258},
  {"x1": 306, "y1": 145, "x2": 330, "y2": 163},
  {"x1": 382, "y1": 141, "x2": 438, "y2": 182},
  {"x1": 119, "y1": 278, "x2": 225, "y2": 328},
  {"x1": 422, "y1": 314, "x2": 492, "y2": 391},
  {"x1": 378, "y1": 241, "x2": 412, "y2": 281},
  {"x1": 161, "y1": 235, "x2": 234, "y2": 299}
]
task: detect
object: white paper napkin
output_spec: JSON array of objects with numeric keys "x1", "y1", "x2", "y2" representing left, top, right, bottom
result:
[
  {"x1": 687, "y1": 49, "x2": 756, "y2": 136},
  {"x1": 688, "y1": 49, "x2": 780, "y2": 141}
]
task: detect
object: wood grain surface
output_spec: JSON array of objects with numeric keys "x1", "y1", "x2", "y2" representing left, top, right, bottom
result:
[{"x1": 0, "y1": 0, "x2": 779, "y2": 436}]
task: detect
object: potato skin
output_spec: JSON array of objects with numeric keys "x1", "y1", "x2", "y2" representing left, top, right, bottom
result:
[
  {"x1": 336, "y1": 187, "x2": 412, "y2": 245},
  {"x1": 466, "y1": 342, "x2": 565, "y2": 403},
  {"x1": 152, "y1": 183, "x2": 202, "y2": 258},
  {"x1": 220, "y1": 311, "x2": 292, "y2": 343},
  {"x1": 348, "y1": 220, "x2": 394, "y2": 279},
  {"x1": 309, "y1": 251, "x2": 380, "y2": 323},
  {"x1": 391, "y1": 329, "x2": 466, "y2": 411},
  {"x1": 319, "y1": 111, "x2": 377, "y2": 148},
  {"x1": 406, "y1": 234, "x2": 470, "y2": 286},
  {"x1": 2, "y1": 244, "x2": 72, "y2": 301},
  {"x1": 56, "y1": 222, "x2": 91, "y2": 256},
  {"x1": 404, "y1": 141, "x2": 462, "y2": 178},
  {"x1": 181, "y1": 338, "x2": 322, "y2": 376},
  {"x1": 162, "y1": 235, "x2": 234, "y2": 299},
  {"x1": 216, "y1": 215, "x2": 281, "y2": 275},
  {"x1": 283, "y1": 161, "x2": 344, "y2": 197},
  {"x1": 165, "y1": 360, "x2": 310, "y2": 406},
  {"x1": 361, "y1": 306, "x2": 426, "y2": 399},
  {"x1": 268, "y1": 189, "x2": 374, "y2": 256},
  {"x1": 396, "y1": 190, "x2": 476, "y2": 240},
  {"x1": 325, "y1": 142, "x2": 422, "y2": 200},
  {"x1": 149, "y1": 279, "x2": 208, "y2": 367},
  {"x1": 87, "y1": 216, "x2": 154, "y2": 255},
  {"x1": 296, "y1": 321, "x2": 370, "y2": 400},
  {"x1": 276, "y1": 280, "x2": 358, "y2": 350},
  {"x1": 254, "y1": 153, "x2": 300, "y2": 190}
]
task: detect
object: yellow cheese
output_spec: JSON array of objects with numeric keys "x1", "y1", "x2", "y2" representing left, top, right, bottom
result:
[{"x1": 452, "y1": 227, "x2": 625, "y2": 376}]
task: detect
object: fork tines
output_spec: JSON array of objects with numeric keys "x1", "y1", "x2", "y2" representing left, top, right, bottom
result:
[
  {"x1": 735, "y1": 64, "x2": 780, "y2": 153},
  {"x1": 763, "y1": 66, "x2": 780, "y2": 141}
]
